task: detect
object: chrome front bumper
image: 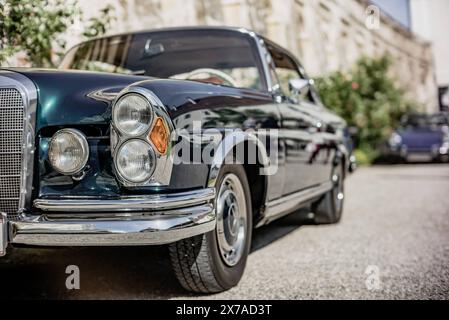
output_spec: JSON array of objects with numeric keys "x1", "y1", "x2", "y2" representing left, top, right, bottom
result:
[{"x1": 0, "y1": 189, "x2": 216, "y2": 256}]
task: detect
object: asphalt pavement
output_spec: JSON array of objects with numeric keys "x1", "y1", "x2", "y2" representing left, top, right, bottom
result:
[{"x1": 1, "y1": 164, "x2": 448, "y2": 299}]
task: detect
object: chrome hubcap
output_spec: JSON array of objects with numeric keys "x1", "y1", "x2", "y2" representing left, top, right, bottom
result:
[{"x1": 216, "y1": 173, "x2": 247, "y2": 267}]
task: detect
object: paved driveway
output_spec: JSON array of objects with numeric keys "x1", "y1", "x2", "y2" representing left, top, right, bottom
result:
[{"x1": 1, "y1": 164, "x2": 448, "y2": 299}]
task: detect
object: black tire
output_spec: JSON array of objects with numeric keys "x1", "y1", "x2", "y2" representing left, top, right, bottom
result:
[
  {"x1": 438, "y1": 154, "x2": 449, "y2": 163},
  {"x1": 169, "y1": 164, "x2": 252, "y2": 293},
  {"x1": 312, "y1": 164, "x2": 345, "y2": 224}
]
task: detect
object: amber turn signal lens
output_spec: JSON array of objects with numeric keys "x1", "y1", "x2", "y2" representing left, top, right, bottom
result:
[{"x1": 149, "y1": 117, "x2": 168, "y2": 155}]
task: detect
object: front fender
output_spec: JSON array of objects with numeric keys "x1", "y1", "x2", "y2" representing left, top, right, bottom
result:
[{"x1": 207, "y1": 130, "x2": 273, "y2": 188}]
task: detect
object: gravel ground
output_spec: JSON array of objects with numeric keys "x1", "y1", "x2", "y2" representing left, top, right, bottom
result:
[{"x1": 1, "y1": 164, "x2": 449, "y2": 300}]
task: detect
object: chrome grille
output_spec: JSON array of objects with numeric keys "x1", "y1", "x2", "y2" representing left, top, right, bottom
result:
[{"x1": 0, "y1": 88, "x2": 25, "y2": 219}]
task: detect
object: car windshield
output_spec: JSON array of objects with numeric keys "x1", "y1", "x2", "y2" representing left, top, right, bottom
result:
[
  {"x1": 60, "y1": 30, "x2": 264, "y2": 91},
  {"x1": 401, "y1": 113, "x2": 449, "y2": 128}
]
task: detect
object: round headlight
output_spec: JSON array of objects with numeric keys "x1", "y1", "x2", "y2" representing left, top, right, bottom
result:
[
  {"x1": 49, "y1": 129, "x2": 89, "y2": 175},
  {"x1": 113, "y1": 93, "x2": 153, "y2": 136},
  {"x1": 389, "y1": 132, "x2": 402, "y2": 147},
  {"x1": 115, "y1": 139, "x2": 156, "y2": 183}
]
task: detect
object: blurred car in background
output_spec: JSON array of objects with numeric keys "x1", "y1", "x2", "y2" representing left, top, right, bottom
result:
[{"x1": 386, "y1": 113, "x2": 449, "y2": 163}]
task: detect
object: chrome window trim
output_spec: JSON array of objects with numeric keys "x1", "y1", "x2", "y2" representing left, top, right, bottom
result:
[
  {"x1": 111, "y1": 86, "x2": 175, "y2": 187},
  {"x1": 0, "y1": 71, "x2": 37, "y2": 213},
  {"x1": 34, "y1": 187, "x2": 215, "y2": 212},
  {"x1": 240, "y1": 28, "x2": 274, "y2": 93}
]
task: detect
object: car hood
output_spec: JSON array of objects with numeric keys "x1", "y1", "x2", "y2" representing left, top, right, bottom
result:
[
  {"x1": 1, "y1": 68, "x2": 148, "y2": 131},
  {"x1": 2, "y1": 68, "x2": 273, "y2": 132}
]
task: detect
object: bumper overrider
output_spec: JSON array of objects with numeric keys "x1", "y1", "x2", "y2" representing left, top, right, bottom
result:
[{"x1": 0, "y1": 188, "x2": 216, "y2": 257}]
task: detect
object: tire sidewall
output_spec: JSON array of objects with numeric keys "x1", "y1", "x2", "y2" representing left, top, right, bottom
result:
[
  {"x1": 206, "y1": 164, "x2": 252, "y2": 289},
  {"x1": 331, "y1": 164, "x2": 345, "y2": 222}
]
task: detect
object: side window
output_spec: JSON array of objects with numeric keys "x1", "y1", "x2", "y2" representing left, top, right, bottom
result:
[{"x1": 268, "y1": 45, "x2": 314, "y2": 104}]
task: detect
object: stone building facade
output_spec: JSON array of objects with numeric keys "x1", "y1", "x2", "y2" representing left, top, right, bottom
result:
[
  {"x1": 411, "y1": 0, "x2": 449, "y2": 111},
  {"x1": 43, "y1": 0, "x2": 444, "y2": 112}
]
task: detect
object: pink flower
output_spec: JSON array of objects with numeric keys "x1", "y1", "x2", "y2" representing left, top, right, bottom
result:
[{"x1": 351, "y1": 82, "x2": 360, "y2": 90}]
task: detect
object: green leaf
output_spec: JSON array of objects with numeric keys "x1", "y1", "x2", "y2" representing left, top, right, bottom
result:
[{"x1": 0, "y1": 0, "x2": 114, "y2": 66}]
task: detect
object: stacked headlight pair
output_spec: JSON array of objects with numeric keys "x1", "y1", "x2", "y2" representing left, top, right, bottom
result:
[
  {"x1": 113, "y1": 93, "x2": 155, "y2": 184},
  {"x1": 112, "y1": 92, "x2": 168, "y2": 185}
]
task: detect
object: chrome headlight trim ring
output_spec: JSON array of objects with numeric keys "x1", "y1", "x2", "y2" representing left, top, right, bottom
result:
[
  {"x1": 48, "y1": 128, "x2": 90, "y2": 176},
  {"x1": 114, "y1": 139, "x2": 157, "y2": 185},
  {"x1": 112, "y1": 92, "x2": 154, "y2": 137}
]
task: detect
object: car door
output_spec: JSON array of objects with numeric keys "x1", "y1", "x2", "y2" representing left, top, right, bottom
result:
[
  {"x1": 294, "y1": 95, "x2": 338, "y2": 185},
  {"x1": 266, "y1": 44, "x2": 322, "y2": 195}
]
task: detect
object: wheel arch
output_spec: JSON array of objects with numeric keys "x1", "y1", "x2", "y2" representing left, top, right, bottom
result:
[
  {"x1": 335, "y1": 144, "x2": 349, "y2": 179},
  {"x1": 207, "y1": 131, "x2": 270, "y2": 224}
]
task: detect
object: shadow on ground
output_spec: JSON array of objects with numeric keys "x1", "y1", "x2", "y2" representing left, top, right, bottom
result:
[
  {"x1": 0, "y1": 209, "x2": 311, "y2": 300},
  {"x1": 371, "y1": 162, "x2": 449, "y2": 181},
  {"x1": 373, "y1": 154, "x2": 449, "y2": 166}
]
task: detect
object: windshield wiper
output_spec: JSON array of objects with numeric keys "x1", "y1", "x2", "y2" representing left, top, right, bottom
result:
[{"x1": 129, "y1": 70, "x2": 146, "y2": 75}]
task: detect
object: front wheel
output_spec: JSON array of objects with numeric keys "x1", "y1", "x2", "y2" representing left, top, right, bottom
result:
[
  {"x1": 169, "y1": 164, "x2": 252, "y2": 293},
  {"x1": 312, "y1": 164, "x2": 345, "y2": 224}
]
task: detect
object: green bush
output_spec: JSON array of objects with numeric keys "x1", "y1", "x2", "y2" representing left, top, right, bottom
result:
[
  {"x1": 0, "y1": 0, "x2": 114, "y2": 67},
  {"x1": 315, "y1": 55, "x2": 417, "y2": 164},
  {"x1": 353, "y1": 146, "x2": 379, "y2": 166}
]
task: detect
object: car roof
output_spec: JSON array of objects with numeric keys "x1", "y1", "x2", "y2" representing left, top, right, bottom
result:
[
  {"x1": 74, "y1": 26, "x2": 299, "y2": 66},
  {"x1": 82, "y1": 26, "x2": 262, "y2": 44}
]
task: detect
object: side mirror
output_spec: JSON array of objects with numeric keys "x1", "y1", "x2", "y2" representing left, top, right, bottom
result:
[
  {"x1": 142, "y1": 39, "x2": 165, "y2": 59},
  {"x1": 289, "y1": 78, "x2": 311, "y2": 100}
]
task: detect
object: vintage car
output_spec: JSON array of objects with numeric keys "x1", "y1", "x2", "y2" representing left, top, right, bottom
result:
[
  {"x1": 0, "y1": 27, "x2": 350, "y2": 293},
  {"x1": 386, "y1": 113, "x2": 449, "y2": 163}
]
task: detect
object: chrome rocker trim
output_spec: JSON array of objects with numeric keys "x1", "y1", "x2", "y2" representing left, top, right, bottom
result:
[
  {"x1": 256, "y1": 181, "x2": 333, "y2": 227},
  {"x1": 0, "y1": 189, "x2": 216, "y2": 253}
]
